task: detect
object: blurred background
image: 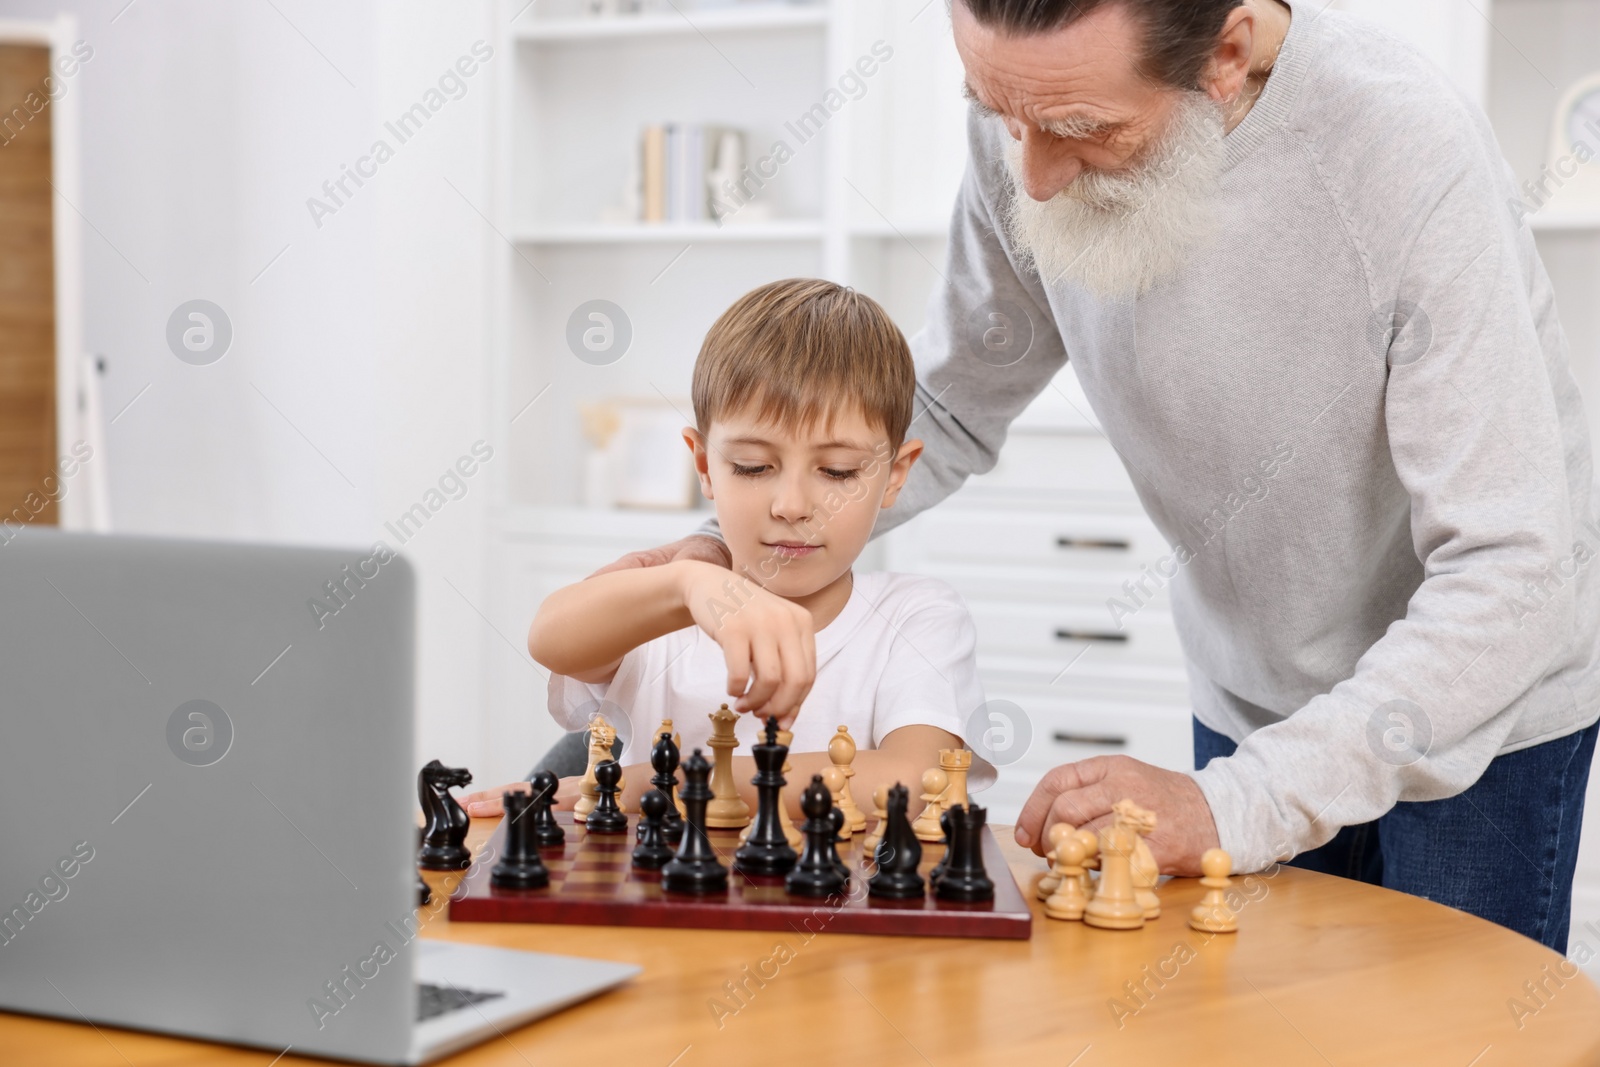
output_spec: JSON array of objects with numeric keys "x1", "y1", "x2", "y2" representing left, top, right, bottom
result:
[{"x1": 2, "y1": 0, "x2": 1599, "y2": 967}]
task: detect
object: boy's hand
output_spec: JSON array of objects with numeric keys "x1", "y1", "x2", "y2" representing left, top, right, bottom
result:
[
  {"x1": 588, "y1": 533, "x2": 731, "y2": 578},
  {"x1": 462, "y1": 775, "x2": 582, "y2": 818},
  {"x1": 677, "y1": 561, "x2": 815, "y2": 726}
]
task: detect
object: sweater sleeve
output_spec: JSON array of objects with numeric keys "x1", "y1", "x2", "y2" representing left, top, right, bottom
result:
[{"x1": 1189, "y1": 119, "x2": 1580, "y2": 872}]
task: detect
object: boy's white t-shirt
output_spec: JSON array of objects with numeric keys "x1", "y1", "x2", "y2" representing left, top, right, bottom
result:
[{"x1": 548, "y1": 570, "x2": 996, "y2": 792}]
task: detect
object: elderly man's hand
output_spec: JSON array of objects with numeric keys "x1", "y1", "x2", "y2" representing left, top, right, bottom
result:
[
  {"x1": 1013, "y1": 755, "x2": 1220, "y2": 876},
  {"x1": 587, "y1": 533, "x2": 731, "y2": 578}
]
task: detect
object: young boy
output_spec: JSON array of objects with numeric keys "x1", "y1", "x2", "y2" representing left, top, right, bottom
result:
[{"x1": 465, "y1": 279, "x2": 992, "y2": 818}]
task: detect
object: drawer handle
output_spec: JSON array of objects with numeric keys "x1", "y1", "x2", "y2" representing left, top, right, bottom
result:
[
  {"x1": 1053, "y1": 732, "x2": 1127, "y2": 748},
  {"x1": 1056, "y1": 536, "x2": 1131, "y2": 551},
  {"x1": 1054, "y1": 629, "x2": 1129, "y2": 643}
]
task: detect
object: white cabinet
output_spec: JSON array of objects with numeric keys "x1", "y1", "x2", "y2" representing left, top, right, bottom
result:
[{"x1": 885, "y1": 405, "x2": 1195, "y2": 823}]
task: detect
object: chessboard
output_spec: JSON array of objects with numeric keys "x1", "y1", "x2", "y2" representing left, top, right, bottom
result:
[{"x1": 448, "y1": 812, "x2": 1033, "y2": 940}]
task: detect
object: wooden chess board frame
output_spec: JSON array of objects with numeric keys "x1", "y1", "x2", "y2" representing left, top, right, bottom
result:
[{"x1": 449, "y1": 813, "x2": 1033, "y2": 940}]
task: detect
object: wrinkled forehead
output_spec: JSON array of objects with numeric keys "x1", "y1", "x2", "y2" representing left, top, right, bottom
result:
[{"x1": 952, "y1": 0, "x2": 1157, "y2": 118}]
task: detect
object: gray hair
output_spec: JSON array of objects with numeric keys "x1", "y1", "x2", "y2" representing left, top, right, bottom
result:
[{"x1": 955, "y1": 0, "x2": 1245, "y2": 91}]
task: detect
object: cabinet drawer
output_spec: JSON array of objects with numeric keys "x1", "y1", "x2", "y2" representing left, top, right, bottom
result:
[
  {"x1": 967, "y1": 602, "x2": 1184, "y2": 666},
  {"x1": 979, "y1": 653, "x2": 1189, "y2": 697},
  {"x1": 967, "y1": 698, "x2": 1193, "y2": 823},
  {"x1": 917, "y1": 561, "x2": 1171, "y2": 610},
  {"x1": 910, "y1": 509, "x2": 1172, "y2": 572},
  {"x1": 976, "y1": 696, "x2": 1194, "y2": 777}
]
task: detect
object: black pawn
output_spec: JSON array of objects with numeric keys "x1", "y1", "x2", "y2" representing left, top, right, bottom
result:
[
  {"x1": 491, "y1": 791, "x2": 551, "y2": 889},
  {"x1": 528, "y1": 770, "x2": 566, "y2": 848},
  {"x1": 785, "y1": 775, "x2": 847, "y2": 898},
  {"x1": 934, "y1": 804, "x2": 995, "y2": 903},
  {"x1": 662, "y1": 749, "x2": 729, "y2": 894},
  {"x1": 646, "y1": 731, "x2": 685, "y2": 845},
  {"x1": 733, "y1": 716, "x2": 798, "y2": 877},
  {"x1": 586, "y1": 759, "x2": 629, "y2": 834},
  {"x1": 631, "y1": 789, "x2": 675, "y2": 870},
  {"x1": 868, "y1": 783, "x2": 925, "y2": 900}
]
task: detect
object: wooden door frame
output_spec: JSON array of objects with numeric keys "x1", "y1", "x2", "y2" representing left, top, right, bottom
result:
[{"x1": 0, "y1": 15, "x2": 91, "y2": 530}]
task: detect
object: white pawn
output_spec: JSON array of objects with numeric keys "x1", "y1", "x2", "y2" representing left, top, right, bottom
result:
[
  {"x1": 1188, "y1": 848, "x2": 1239, "y2": 933},
  {"x1": 1037, "y1": 821, "x2": 1074, "y2": 900},
  {"x1": 1075, "y1": 827, "x2": 1099, "y2": 900},
  {"x1": 1043, "y1": 825, "x2": 1090, "y2": 922},
  {"x1": 862, "y1": 784, "x2": 890, "y2": 857},
  {"x1": 829, "y1": 726, "x2": 868, "y2": 832},
  {"x1": 912, "y1": 768, "x2": 949, "y2": 843},
  {"x1": 820, "y1": 766, "x2": 852, "y2": 841}
]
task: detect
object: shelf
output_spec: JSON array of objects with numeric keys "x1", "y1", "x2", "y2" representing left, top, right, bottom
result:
[
  {"x1": 515, "y1": 3, "x2": 827, "y2": 42},
  {"x1": 848, "y1": 219, "x2": 951, "y2": 240},
  {"x1": 1529, "y1": 209, "x2": 1600, "y2": 233},
  {"x1": 514, "y1": 219, "x2": 825, "y2": 243}
]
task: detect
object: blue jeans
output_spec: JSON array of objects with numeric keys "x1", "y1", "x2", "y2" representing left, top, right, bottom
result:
[{"x1": 1193, "y1": 716, "x2": 1599, "y2": 953}]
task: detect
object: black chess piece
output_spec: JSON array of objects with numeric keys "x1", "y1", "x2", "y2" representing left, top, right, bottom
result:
[
  {"x1": 829, "y1": 806, "x2": 848, "y2": 843},
  {"x1": 827, "y1": 807, "x2": 851, "y2": 880},
  {"x1": 868, "y1": 783, "x2": 925, "y2": 900},
  {"x1": 492, "y1": 790, "x2": 551, "y2": 889},
  {"x1": 417, "y1": 759, "x2": 473, "y2": 870},
  {"x1": 934, "y1": 803, "x2": 995, "y2": 903},
  {"x1": 528, "y1": 770, "x2": 566, "y2": 848},
  {"x1": 927, "y1": 808, "x2": 954, "y2": 886},
  {"x1": 646, "y1": 730, "x2": 685, "y2": 845},
  {"x1": 785, "y1": 774, "x2": 848, "y2": 898},
  {"x1": 586, "y1": 759, "x2": 629, "y2": 834},
  {"x1": 632, "y1": 789, "x2": 676, "y2": 870},
  {"x1": 733, "y1": 716, "x2": 799, "y2": 877},
  {"x1": 662, "y1": 749, "x2": 729, "y2": 894},
  {"x1": 414, "y1": 826, "x2": 433, "y2": 905}
]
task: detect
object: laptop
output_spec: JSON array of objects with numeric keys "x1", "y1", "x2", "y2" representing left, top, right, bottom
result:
[{"x1": 0, "y1": 529, "x2": 638, "y2": 1064}]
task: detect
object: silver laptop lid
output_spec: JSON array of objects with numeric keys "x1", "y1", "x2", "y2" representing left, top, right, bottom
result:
[{"x1": 0, "y1": 529, "x2": 417, "y2": 1063}]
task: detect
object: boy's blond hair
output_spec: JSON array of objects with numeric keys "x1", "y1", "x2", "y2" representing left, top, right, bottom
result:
[{"x1": 692, "y1": 279, "x2": 915, "y2": 449}]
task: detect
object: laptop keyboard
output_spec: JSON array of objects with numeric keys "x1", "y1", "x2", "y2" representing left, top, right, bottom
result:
[{"x1": 416, "y1": 981, "x2": 506, "y2": 1022}]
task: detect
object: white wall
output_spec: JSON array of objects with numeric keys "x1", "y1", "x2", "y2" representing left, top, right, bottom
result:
[
  {"x1": 1328, "y1": 0, "x2": 1491, "y2": 106},
  {"x1": 3, "y1": 0, "x2": 498, "y2": 776}
]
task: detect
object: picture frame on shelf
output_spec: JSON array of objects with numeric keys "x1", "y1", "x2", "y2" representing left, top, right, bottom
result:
[{"x1": 1541, "y1": 72, "x2": 1600, "y2": 218}]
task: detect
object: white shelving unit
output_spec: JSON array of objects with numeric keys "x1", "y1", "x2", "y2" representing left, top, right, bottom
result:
[
  {"x1": 513, "y1": 219, "x2": 827, "y2": 244},
  {"x1": 484, "y1": 0, "x2": 971, "y2": 785},
  {"x1": 513, "y1": 4, "x2": 830, "y2": 42}
]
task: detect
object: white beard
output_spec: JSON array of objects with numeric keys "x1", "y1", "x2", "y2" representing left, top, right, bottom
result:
[{"x1": 998, "y1": 92, "x2": 1228, "y2": 301}]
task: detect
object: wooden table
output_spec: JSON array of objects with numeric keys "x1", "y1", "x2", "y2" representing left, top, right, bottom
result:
[{"x1": 9, "y1": 818, "x2": 1600, "y2": 1066}]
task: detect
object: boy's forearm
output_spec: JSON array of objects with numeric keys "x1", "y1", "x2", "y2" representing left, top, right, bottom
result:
[{"x1": 527, "y1": 560, "x2": 699, "y2": 675}]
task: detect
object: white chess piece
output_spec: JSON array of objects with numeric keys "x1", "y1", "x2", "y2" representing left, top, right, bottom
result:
[{"x1": 912, "y1": 768, "x2": 949, "y2": 843}]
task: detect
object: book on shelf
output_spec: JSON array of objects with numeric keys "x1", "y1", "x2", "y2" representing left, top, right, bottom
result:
[{"x1": 638, "y1": 122, "x2": 745, "y2": 225}]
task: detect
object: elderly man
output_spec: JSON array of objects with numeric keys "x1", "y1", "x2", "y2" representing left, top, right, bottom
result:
[{"x1": 599, "y1": 0, "x2": 1600, "y2": 952}]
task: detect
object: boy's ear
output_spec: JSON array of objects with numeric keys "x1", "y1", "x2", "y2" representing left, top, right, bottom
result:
[
  {"x1": 879, "y1": 438, "x2": 923, "y2": 510},
  {"x1": 682, "y1": 427, "x2": 715, "y2": 500}
]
